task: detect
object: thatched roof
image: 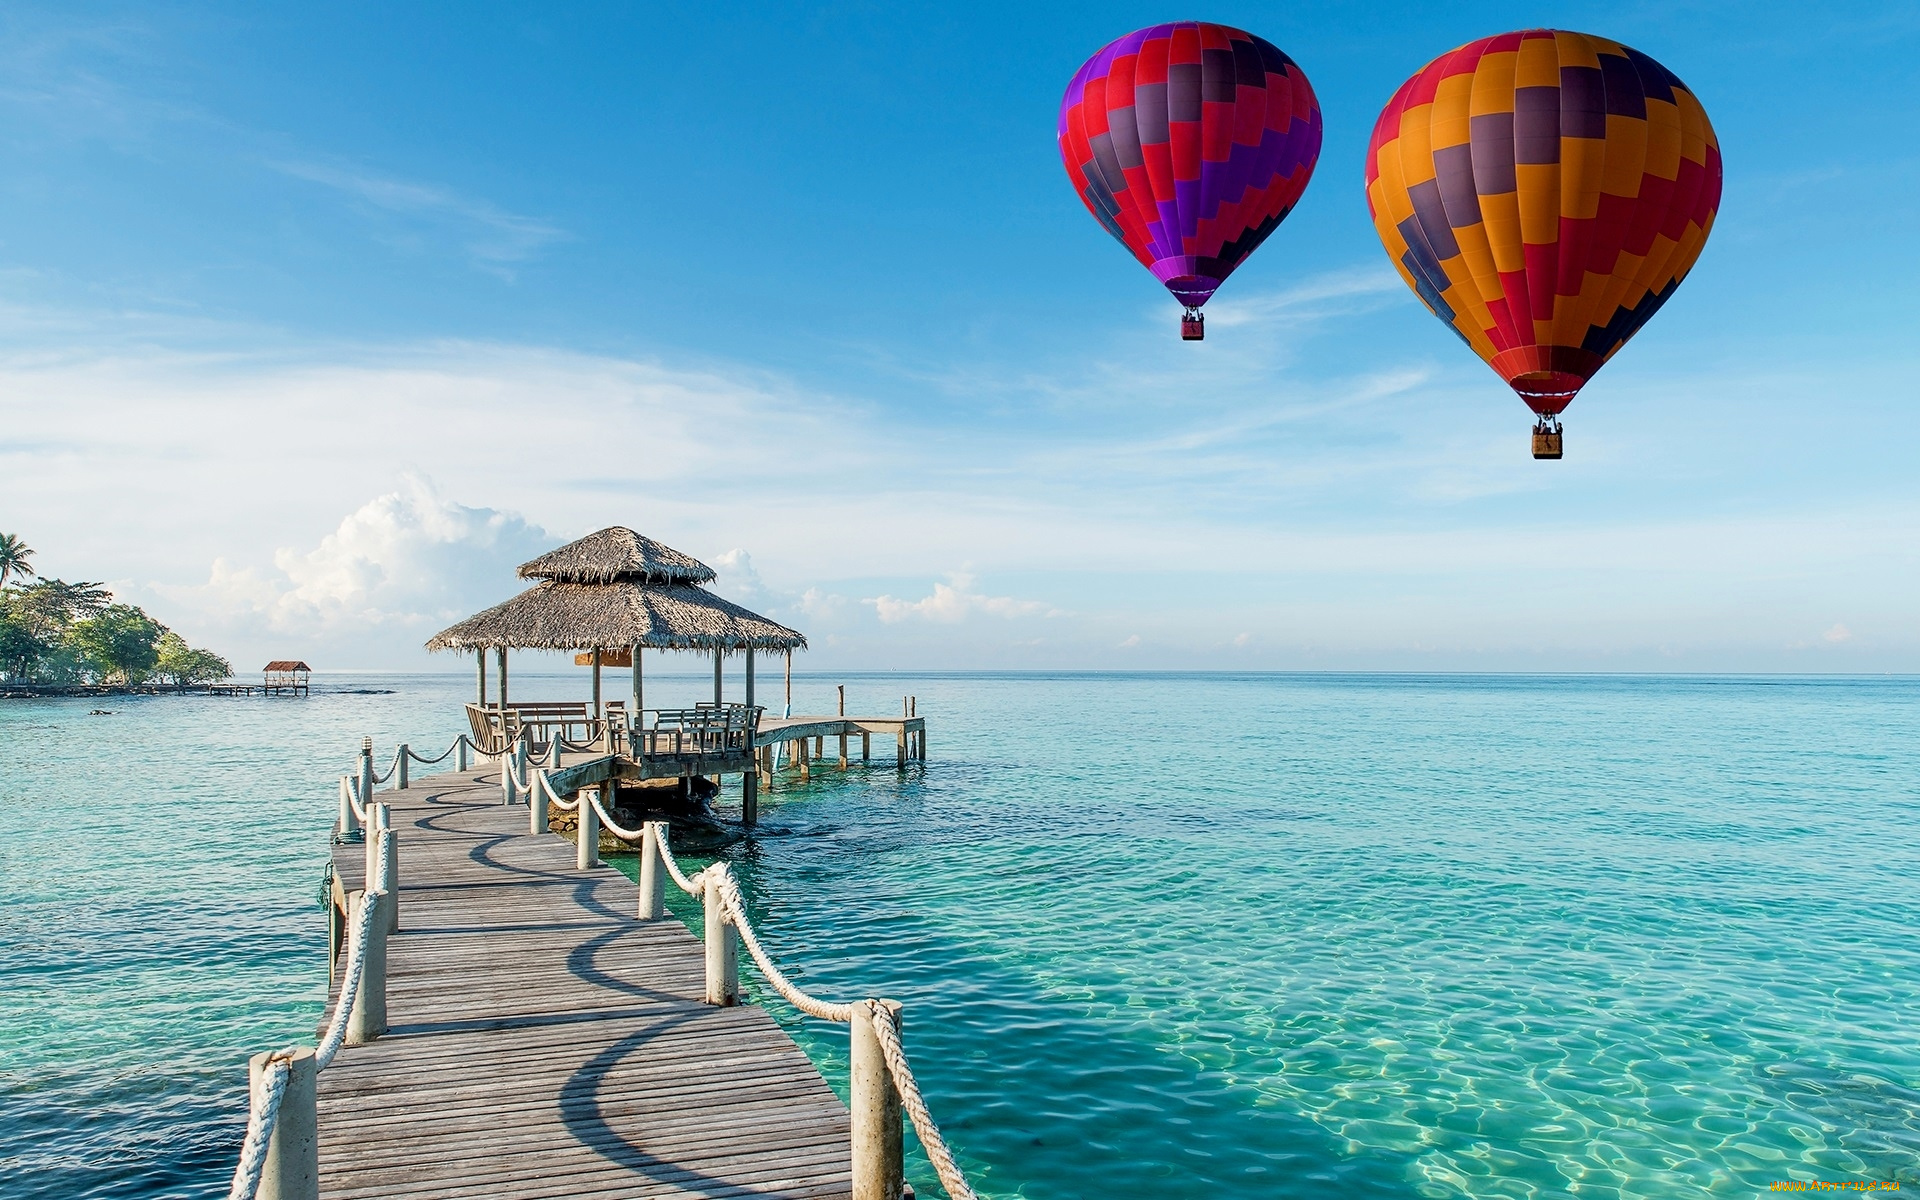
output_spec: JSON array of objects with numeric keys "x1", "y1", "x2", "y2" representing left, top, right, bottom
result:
[
  {"x1": 518, "y1": 527, "x2": 714, "y2": 584},
  {"x1": 263, "y1": 660, "x2": 310, "y2": 672},
  {"x1": 425, "y1": 580, "x2": 806, "y2": 654}
]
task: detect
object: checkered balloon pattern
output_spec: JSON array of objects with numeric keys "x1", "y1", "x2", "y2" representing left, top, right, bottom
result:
[
  {"x1": 1365, "y1": 30, "x2": 1722, "y2": 415},
  {"x1": 1059, "y1": 23, "x2": 1322, "y2": 310}
]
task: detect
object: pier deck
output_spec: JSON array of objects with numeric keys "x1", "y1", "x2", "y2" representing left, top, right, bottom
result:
[{"x1": 319, "y1": 767, "x2": 851, "y2": 1199}]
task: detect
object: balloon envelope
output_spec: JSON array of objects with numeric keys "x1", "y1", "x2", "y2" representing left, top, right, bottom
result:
[
  {"x1": 1365, "y1": 30, "x2": 1721, "y2": 414},
  {"x1": 1060, "y1": 22, "x2": 1322, "y2": 310}
]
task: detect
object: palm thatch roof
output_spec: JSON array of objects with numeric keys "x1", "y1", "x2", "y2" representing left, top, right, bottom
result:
[
  {"x1": 518, "y1": 527, "x2": 714, "y2": 584},
  {"x1": 426, "y1": 580, "x2": 806, "y2": 654}
]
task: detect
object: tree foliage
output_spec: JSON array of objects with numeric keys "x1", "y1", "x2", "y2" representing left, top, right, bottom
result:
[
  {"x1": 0, "y1": 532, "x2": 34, "y2": 588},
  {"x1": 66, "y1": 605, "x2": 167, "y2": 684},
  {"x1": 155, "y1": 632, "x2": 233, "y2": 686}
]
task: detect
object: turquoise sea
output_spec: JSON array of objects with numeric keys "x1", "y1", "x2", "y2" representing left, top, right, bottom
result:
[{"x1": 2, "y1": 672, "x2": 1916, "y2": 1198}]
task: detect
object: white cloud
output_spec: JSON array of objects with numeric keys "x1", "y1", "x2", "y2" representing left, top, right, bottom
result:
[
  {"x1": 1822, "y1": 623, "x2": 1853, "y2": 643},
  {"x1": 160, "y1": 475, "x2": 552, "y2": 662},
  {"x1": 271, "y1": 159, "x2": 568, "y2": 275},
  {"x1": 1118, "y1": 634, "x2": 1142, "y2": 649},
  {"x1": 865, "y1": 573, "x2": 1057, "y2": 624}
]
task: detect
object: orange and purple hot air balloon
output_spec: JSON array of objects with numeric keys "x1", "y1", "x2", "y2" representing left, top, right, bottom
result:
[
  {"x1": 1364, "y1": 30, "x2": 1722, "y2": 458},
  {"x1": 1059, "y1": 22, "x2": 1322, "y2": 341}
]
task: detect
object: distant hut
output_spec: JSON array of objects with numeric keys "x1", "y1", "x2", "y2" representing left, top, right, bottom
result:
[
  {"x1": 426, "y1": 527, "x2": 805, "y2": 736},
  {"x1": 262, "y1": 660, "x2": 311, "y2": 695}
]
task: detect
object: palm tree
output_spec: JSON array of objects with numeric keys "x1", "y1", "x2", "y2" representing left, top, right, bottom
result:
[{"x1": 0, "y1": 533, "x2": 34, "y2": 588}]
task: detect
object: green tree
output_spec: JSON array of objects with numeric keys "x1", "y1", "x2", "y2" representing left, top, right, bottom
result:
[
  {"x1": 154, "y1": 631, "x2": 233, "y2": 686},
  {"x1": 13, "y1": 579, "x2": 111, "y2": 639},
  {"x1": 0, "y1": 595, "x2": 48, "y2": 682},
  {"x1": 66, "y1": 604, "x2": 166, "y2": 685},
  {"x1": 0, "y1": 532, "x2": 33, "y2": 588}
]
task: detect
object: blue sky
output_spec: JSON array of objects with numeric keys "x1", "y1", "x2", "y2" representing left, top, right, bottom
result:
[{"x1": 1, "y1": 1, "x2": 1916, "y2": 671}]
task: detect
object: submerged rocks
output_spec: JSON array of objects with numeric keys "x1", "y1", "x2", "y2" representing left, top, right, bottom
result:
[{"x1": 547, "y1": 774, "x2": 744, "y2": 853}]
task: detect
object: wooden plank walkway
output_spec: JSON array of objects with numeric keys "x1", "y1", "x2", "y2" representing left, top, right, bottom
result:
[{"x1": 319, "y1": 767, "x2": 851, "y2": 1199}]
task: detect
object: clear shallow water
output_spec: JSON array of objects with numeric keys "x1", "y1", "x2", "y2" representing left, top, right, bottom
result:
[{"x1": 3, "y1": 673, "x2": 1917, "y2": 1198}]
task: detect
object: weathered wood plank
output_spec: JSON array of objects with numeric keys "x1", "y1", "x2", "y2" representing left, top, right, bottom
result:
[{"x1": 316, "y1": 769, "x2": 850, "y2": 1199}]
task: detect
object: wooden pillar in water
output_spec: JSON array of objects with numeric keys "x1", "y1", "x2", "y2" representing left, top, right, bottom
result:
[
  {"x1": 631, "y1": 644, "x2": 643, "y2": 722},
  {"x1": 838, "y1": 685, "x2": 847, "y2": 768},
  {"x1": 743, "y1": 649, "x2": 757, "y2": 826}
]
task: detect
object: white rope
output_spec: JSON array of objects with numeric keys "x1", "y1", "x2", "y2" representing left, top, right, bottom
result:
[
  {"x1": 586, "y1": 788, "x2": 643, "y2": 839},
  {"x1": 869, "y1": 1002, "x2": 980, "y2": 1200},
  {"x1": 341, "y1": 776, "x2": 369, "y2": 823},
  {"x1": 226, "y1": 1053, "x2": 291, "y2": 1200},
  {"x1": 650, "y1": 827, "x2": 705, "y2": 896},
  {"x1": 708, "y1": 864, "x2": 855, "y2": 1022},
  {"x1": 315, "y1": 830, "x2": 389, "y2": 1071},
  {"x1": 369, "y1": 748, "x2": 401, "y2": 785},
  {"x1": 407, "y1": 736, "x2": 463, "y2": 765},
  {"x1": 537, "y1": 769, "x2": 580, "y2": 812}
]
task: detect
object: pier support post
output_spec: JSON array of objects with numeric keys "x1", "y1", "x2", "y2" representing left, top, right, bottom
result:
[
  {"x1": 862, "y1": 731, "x2": 870, "y2": 761},
  {"x1": 896, "y1": 729, "x2": 907, "y2": 769},
  {"x1": 530, "y1": 768, "x2": 548, "y2": 835},
  {"x1": 838, "y1": 686, "x2": 848, "y2": 768},
  {"x1": 851, "y1": 1000, "x2": 905, "y2": 1200},
  {"x1": 338, "y1": 777, "x2": 359, "y2": 839},
  {"x1": 743, "y1": 769, "x2": 758, "y2": 827},
  {"x1": 578, "y1": 788, "x2": 601, "y2": 870},
  {"x1": 248, "y1": 1047, "x2": 318, "y2": 1200},
  {"x1": 345, "y1": 889, "x2": 387, "y2": 1045},
  {"x1": 397, "y1": 744, "x2": 409, "y2": 790},
  {"x1": 379, "y1": 816, "x2": 399, "y2": 934},
  {"x1": 702, "y1": 875, "x2": 738, "y2": 1006},
  {"x1": 797, "y1": 740, "x2": 809, "y2": 780},
  {"x1": 638, "y1": 823, "x2": 667, "y2": 919}
]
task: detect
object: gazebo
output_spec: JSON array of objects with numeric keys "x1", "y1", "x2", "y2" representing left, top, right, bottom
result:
[{"x1": 425, "y1": 526, "x2": 806, "y2": 744}]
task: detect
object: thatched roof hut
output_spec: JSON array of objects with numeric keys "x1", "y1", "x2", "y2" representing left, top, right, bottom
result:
[
  {"x1": 516, "y1": 526, "x2": 715, "y2": 585},
  {"x1": 425, "y1": 526, "x2": 804, "y2": 655}
]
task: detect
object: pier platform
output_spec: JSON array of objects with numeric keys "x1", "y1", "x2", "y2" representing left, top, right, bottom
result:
[{"x1": 318, "y1": 767, "x2": 852, "y2": 1199}]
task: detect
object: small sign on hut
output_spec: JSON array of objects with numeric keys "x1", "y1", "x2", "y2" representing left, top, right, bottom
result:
[{"x1": 263, "y1": 660, "x2": 311, "y2": 696}]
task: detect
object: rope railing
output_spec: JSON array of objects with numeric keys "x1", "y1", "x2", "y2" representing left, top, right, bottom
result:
[
  {"x1": 403, "y1": 735, "x2": 468, "y2": 766},
  {"x1": 229, "y1": 821, "x2": 392, "y2": 1200},
  {"x1": 537, "y1": 768, "x2": 581, "y2": 812},
  {"x1": 340, "y1": 775, "x2": 369, "y2": 824},
  {"x1": 643, "y1": 825, "x2": 981, "y2": 1199}
]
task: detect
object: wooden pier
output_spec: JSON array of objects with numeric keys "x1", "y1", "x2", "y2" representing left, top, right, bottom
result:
[{"x1": 317, "y1": 767, "x2": 854, "y2": 1198}]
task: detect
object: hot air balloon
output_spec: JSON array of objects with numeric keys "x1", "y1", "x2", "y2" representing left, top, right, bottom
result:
[
  {"x1": 1059, "y1": 22, "x2": 1322, "y2": 340},
  {"x1": 1364, "y1": 30, "x2": 1721, "y2": 457}
]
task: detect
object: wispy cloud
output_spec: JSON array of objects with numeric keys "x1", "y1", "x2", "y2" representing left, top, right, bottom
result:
[
  {"x1": 865, "y1": 573, "x2": 1061, "y2": 623},
  {"x1": 271, "y1": 159, "x2": 568, "y2": 276}
]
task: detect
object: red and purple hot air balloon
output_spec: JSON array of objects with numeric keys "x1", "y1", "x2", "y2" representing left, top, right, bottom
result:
[{"x1": 1058, "y1": 22, "x2": 1323, "y2": 340}]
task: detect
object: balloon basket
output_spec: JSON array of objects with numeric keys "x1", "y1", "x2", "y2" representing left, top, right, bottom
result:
[
  {"x1": 1531, "y1": 423, "x2": 1564, "y2": 460},
  {"x1": 1181, "y1": 312, "x2": 1205, "y2": 341}
]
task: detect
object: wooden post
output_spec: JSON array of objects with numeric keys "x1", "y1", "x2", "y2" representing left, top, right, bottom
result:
[
  {"x1": 745, "y1": 649, "x2": 755, "y2": 711},
  {"x1": 578, "y1": 787, "x2": 600, "y2": 870},
  {"x1": 498, "y1": 647, "x2": 509, "y2": 708},
  {"x1": 381, "y1": 818, "x2": 399, "y2": 934},
  {"x1": 702, "y1": 875, "x2": 738, "y2": 1005},
  {"x1": 591, "y1": 647, "x2": 603, "y2": 727},
  {"x1": 248, "y1": 1047, "x2": 318, "y2": 1200},
  {"x1": 743, "y1": 768, "x2": 758, "y2": 827},
  {"x1": 712, "y1": 648, "x2": 723, "y2": 707},
  {"x1": 896, "y1": 729, "x2": 907, "y2": 768},
  {"x1": 862, "y1": 732, "x2": 870, "y2": 761},
  {"x1": 457, "y1": 736, "x2": 469, "y2": 772},
  {"x1": 476, "y1": 649, "x2": 487, "y2": 706},
  {"x1": 797, "y1": 739, "x2": 809, "y2": 779},
  {"x1": 631, "y1": 643, "x2": 643, "y2": 725},
  {"x1": 530, "y1": 768, "x2": 548, "y2": 835},
  {"x1": 638, "y1": 823, "x2": 666, "y2": 919},
  {"x1": 359, "y1": 737, "x2": 373, "y2": 805},
  {"x1": 838, "y1": 685, "x2": 847, "y2": 768},
  {"x1": 363, "y1": 805, "x2": 383, "y2": 898},
  {"x1": 338, "y1": 777, "x2": 358, "y2": 838},
  {"x1": 784, "y1": 649, "x2": 792, "y2": 709},
  {"x1": 851, "y1": 1000, "x2": 905, "y2": 1200},
  {"x1": 396, "y1": 744, "x2": 409, "y2": 790},
  {"x1": 345, "y1": 889, "x2": 387, "y2": 1045}
]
